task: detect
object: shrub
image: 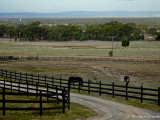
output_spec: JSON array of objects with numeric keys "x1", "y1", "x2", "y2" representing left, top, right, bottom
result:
[{"x1": 121, "y1": 37, "x2": 130, "y2": 47}]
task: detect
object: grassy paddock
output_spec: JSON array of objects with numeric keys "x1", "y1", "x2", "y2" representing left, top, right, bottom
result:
[
  {"x1": 1, "y1": 60, "x2": 160, "y2": 88},
  {"x1": 0, "y1": 39, "x2": 160, "y2": 58},
  {"x1": 0, "y1": 39, "x2": 160, "y2": 114}
]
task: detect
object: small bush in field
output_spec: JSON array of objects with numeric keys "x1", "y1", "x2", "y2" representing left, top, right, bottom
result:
[{"x1": 121, "y1": 37, "x2": 130, "y2": 47}]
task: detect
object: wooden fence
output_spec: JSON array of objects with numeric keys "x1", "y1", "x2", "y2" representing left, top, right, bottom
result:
[
  {"x1": 0, "y1": 56, "x2": 160, "y2": 64},
  {"x1": 0, "y1": 77, "x2": 70, "y2": 116},
  {"x1": 0, "y1": 69, "x2": 159, "y2": 106}
]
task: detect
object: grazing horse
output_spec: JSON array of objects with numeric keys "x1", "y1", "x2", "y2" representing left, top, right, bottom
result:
[
  {"x1": 124, "y1": 76, "x2": 130, "y2": 86},
  {"x1": 68, "y1": 77, "x2": 83, "y2": 91}
]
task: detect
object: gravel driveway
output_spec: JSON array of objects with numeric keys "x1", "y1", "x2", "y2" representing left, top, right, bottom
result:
[{"x1": 71, "y1": 93, "x2": 160, "y2": 120}]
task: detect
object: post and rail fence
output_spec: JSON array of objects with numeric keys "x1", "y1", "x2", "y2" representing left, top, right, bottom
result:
[
  {"x1": 0, "y1": 75, "x2": 70, "y2": 116},
  {"x1": 0, "y1": 69, "x2": 159, "y2": 106}
]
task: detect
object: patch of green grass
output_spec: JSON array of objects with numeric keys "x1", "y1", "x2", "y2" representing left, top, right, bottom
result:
[{"x1": 27, "y1": 67, "x2": 73, "y2": 73}]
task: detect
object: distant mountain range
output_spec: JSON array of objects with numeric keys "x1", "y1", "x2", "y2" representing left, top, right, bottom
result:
[{"x1": 0, "y1": 11, "x2": 160, "y2": 18}]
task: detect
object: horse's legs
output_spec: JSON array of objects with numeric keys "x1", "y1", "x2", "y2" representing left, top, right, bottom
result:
[
  {"x1": 126, "y1": 81, "x2": 129, "y2": 86},
  {"x1": 68, "y1": 81, "x2": 71, "y2": 91},
  {"x1": 81, "y1": 81, "x2": 83, "y2": 87}
]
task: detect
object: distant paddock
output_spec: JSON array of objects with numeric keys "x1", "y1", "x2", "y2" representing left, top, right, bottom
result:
[{"x1": 0, "y1": 38, "x2": 160, "y2": 58}]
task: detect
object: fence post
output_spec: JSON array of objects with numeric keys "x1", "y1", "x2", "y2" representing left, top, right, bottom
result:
[
  {"x1": 26, "y1": 73, "x2": 28, "y2": 83},
  {"x1": 5, "y1": 71, "x2": 7, "y2": 79},
  {"x1": 10, "y1": 71, "x2": 12, "y2": 80},
  {"x1": 2, "y1": 69, "x2": 4, "y2": 78},
  {"x1": 36, "y1": 82, "x2": 38, "y2": 99},
  {"x1": 52, "y1": 76, "x2": 54, "y2": 86},
  {"x1": 19, "y1": 78, "x2": 20, "y2": 92},
  {"x1": 158, "y1": 87, "x2": 160, "y2": 106},
  {"x1": 27, "y1": 81, "x2": 29, "y2": 96},
  {"x1": 40, "y1": 90, "x2": 42, "y2": 116},
  {"x1": 141, "y1": 86, "x2": 143, "y2": 103},
  {"x1": 60, "y1": 77, "x2": 62, "y2": 88},
  {"x1": 112, "y1": 82, "x2": 114, "y2": 98},
  {"x1": 11, "y1": 77, "x2": 12, "y2": 93},
  {"x1": 56, "y1": 86, "x2": 58, "y2": 100},
  {"x1": 38, "y1": 74, "x2": 40, "y2": 85},
  {"x1": 32, "y1": 74, "x2": 33, "y2": 85},
  {"x1": 15, "y1": 71, "x2": 17, "y2": 82},
  {"x1": 4, "y1": 78, "x2": 5, "y2": 88},
  {"x1": 45, "y1": 75, "x2": 47, "y2": 86},
  {"x1": 68, "y1": 90, "x2": 70, "y2": 110},
  {"x1": 126, "y1": 84, "x2": 128, "y2": 100},
  {"x1": 62, "y1": 87, "x2": 65, "y2": 113},
  {"x1": 20, "y1": 72, "x2": 22, "y2": 83},
  {"x1": 2, "y1": 88, "x2": 6, "y2": 116},
  {"x1": 47, "y1": 83, "x2": 49, "y2": 101},
  {"x1": 88, "y1": 80, "x2": 90, "y2": 94},
  {"x1": 99, "y1": 81, "x2": 101, "y2": 96}
]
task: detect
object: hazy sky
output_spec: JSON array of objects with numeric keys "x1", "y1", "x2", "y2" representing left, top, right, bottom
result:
[{"x1": 0, "y1": 0, "x2": 159, "y2": 13}]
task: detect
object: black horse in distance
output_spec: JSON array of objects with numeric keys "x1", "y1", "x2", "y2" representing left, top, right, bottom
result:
[
  {"x1": 68, "y1": 77, "x2": 83, "y2": 91},
  {"x1": 124, "y1": 76, "x2": 130, "y2": 86}
]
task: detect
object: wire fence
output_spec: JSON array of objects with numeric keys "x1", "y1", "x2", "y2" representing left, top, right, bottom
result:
[{"x1": 0, "y1": 56, "x2": 160, "y2": 64}]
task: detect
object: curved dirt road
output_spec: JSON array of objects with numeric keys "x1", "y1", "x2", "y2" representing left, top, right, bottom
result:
[{"x1": 71, "y1": 93, "x2": 160, "y2": 120}]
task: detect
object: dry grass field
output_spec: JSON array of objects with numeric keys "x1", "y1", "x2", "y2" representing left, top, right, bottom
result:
[
  {"x1": 0, "y1": 39, "x2": 160, "y2": 89},
  {"x1": 1, "y1": 60, "x2": 160, "y2": 88},
  {"x1": 0, "y1": 38, "x2": 160, "y2": 58}
]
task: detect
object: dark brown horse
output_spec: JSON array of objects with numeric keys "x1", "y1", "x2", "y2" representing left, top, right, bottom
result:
[
  {"x1": 124, "y1": 76, "x2": 130, "y2": 86},
  {"x1": 68, "y1": 77, "x2": 83, "y2": 91}
]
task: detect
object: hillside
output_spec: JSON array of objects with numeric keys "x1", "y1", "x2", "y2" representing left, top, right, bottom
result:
[{"x1": 0, "y1": 11, "x2": 160, "y2": 18}]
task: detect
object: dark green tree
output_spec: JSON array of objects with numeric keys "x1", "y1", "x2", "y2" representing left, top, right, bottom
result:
[
  {"x1": 148, "y1": 28, "x2": 157, "y2": 35},
  {"x1": 6, "y1": 25, "x2": 15, "y2": 39},
  {"x1": 121, "y1": 37, "x2": 130, "y2": 47},
  {"x1": 0, "y1": 25, "x2": 6, "y2": 37},
  {"x1": 23, "y1": 22, "x2": 41, "y2": 41}
]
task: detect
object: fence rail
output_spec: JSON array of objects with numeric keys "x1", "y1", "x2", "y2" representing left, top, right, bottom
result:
[
  {"x1": 0, "y1": 76, "x2": 70, "y2": 116},
  {"x1": 0, "y1": 88, "x2": 67, "y2": 116},
  {"x1": 0, "y1": 69, "x2": 159, "y2": 106},
  {"x1": 0, "y1": 56, "x2": 160, "y2": 64}
]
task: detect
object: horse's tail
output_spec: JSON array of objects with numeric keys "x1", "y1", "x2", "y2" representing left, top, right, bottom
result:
[
  {"x1": 81, "y1": 81, "x2": 83, "y2": 86},
  {"x1": 80, "y1": 78, "x2": 83, "y2": 87}
]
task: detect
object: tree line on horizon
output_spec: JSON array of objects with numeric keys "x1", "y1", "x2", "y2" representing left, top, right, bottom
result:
[{"x1": 0, "y1": 21, "x2": 159, "y2": 41}]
